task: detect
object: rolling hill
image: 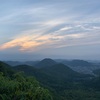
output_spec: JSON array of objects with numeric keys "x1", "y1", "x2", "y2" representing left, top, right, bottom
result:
[{"x1": 35, "y1": 58, "x2": 57, "y2": 68}]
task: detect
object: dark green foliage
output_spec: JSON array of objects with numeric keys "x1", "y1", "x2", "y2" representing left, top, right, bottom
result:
[
  {"x1": 85, "y1": 76, "x2": 100, "y2": 91},
  {"x1": 0, "y1": 72, "x2": 53, "y2": 100},
  {"x1": 62, "y1": 89, "x2": 100, "y2": 100}
]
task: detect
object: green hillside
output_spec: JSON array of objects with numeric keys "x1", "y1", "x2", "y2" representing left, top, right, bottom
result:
[
  {"x1": 0, "y1": 61, "x2": 53, "y2": 100},
  {"x1": 0, "y1": 60, "x2": 100, "y2": 100}
]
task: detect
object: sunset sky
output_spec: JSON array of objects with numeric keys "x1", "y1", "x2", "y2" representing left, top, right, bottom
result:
[{"x1": 0, "y1": 0, "x2": 100, "y2": 61}]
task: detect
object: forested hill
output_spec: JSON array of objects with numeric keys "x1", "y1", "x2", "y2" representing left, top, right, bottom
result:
[
  {"x1": 1, "y1": 60, "x2": 100, "y2": 100},
  {"x1": 0, "y1": 61, "x2": 53, "y2": 100}
]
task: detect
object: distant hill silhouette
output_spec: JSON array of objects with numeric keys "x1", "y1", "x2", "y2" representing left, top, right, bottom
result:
[
  {"x1": 62, "y1": 60, "x2": 92, "y2": 67},
  {"x1": 35, "y1": 58, "x2": 57, "y2": 68},
  {"x1": 59, "y1": 59, "x2": 97, "y2": 74},
  {"x1": 5, "y1": 61, "x2": 39, "y2": 66},
  {"x1": 5, "y1": 59, "x2": 100, "y2": 75}
]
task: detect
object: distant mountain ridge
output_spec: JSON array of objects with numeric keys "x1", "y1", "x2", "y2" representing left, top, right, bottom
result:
[
  {"x1": 58, "y1": 59, "x2": 100, "y2": 75},
  {"x1": 61, "y1": 59, "x2": 92, "y2": 67},
  {"x1": 4, "y1": 59, "x2": 100, "y2": 75},
  {"x1": 4, "y1": 61, "x2": 39, "y2": 66}
]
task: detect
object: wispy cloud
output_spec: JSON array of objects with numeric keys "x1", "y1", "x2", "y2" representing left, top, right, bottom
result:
[
  {"x1": 0, "y1": 19, "x2": 100, "y2": 51},
  {"x1": 1, "y1": 24, "x2": 99, "y2": 52},
  {"x1": 0, "y1": 28, "x2": 84, "y2": 51}
]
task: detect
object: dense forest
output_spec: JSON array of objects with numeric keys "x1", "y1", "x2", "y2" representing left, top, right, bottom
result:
[
  {"x1": 0, "y1": 59, "x2": 100, "y2": 100},
  {"x1": 0, "y1": 61, "x2": 52, "y2": 100}
]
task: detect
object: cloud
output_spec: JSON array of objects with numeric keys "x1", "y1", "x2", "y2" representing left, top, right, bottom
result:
[
  {"x1": 0, "y1": 21, "x2": 100, "y2": 52},
  {"x1": 0, "y1": 30, "x2": 85, "y2": 52}
]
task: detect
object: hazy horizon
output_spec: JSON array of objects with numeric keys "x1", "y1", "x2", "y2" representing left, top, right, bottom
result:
[{"x1": 0, "y1": 0, "x2": 100, "y2": 61}]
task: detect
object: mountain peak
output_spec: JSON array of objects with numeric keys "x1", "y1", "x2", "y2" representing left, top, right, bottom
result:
[
  {"x1": 35, "y1": 58, "x2": 57, "y2": 68},
  {"x1": 42, "y1": 58, "x2": 56, "y2": 62}
]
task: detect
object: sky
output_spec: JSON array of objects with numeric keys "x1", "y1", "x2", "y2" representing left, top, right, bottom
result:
[{"x1": 0, "y1": 0, "x2": 100, "y2": 61}]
